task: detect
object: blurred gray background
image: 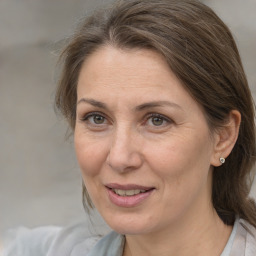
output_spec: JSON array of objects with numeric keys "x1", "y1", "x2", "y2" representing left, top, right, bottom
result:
[{"x1": 1, "y1": 0, "x2": 256, "y2": 236}]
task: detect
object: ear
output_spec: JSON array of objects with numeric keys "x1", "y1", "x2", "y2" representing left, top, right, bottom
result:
[{"x1": 211, "y1": 110, "x2": 241, "y2": 167}]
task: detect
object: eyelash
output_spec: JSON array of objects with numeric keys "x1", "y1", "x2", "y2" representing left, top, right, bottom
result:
[
  {"x1": 144, "y1": 113, "x2": 172, "y2": 127},
  {"x1": 80, "y1": 111, "x2": 108, "y2": 124},
  {"x1": 80, "y1": 112, "x2": 172, "y2": 128}
]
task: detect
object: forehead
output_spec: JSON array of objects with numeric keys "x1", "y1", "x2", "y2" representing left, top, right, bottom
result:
[
  {"x1": 77, "y1": 46, "x2": 182, "y2": 93},
  {"x1": 77, "y1": 46, "x2": 207, "y2": 120}
]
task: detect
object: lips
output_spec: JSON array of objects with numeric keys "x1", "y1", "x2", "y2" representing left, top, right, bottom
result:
[
  {"x1": 105, "y1": 183, "x2": 155, "y2": 207},
  {"x1": 106, "y1": 183, "x2": 154, "y2": 190}
]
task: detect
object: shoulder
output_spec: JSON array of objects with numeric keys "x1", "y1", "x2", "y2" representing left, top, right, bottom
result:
[
  {"x1": 239, "y1": 219, "x2": 256, "y2": 256},
  {"x1": 234, "y1": 219, "x2": 256, "y2": 256},
  {"x1": 2, "y1": 223, "x2": 102, "y2": 256},
  {"x1": 2, "y1": 226, "x2": 61, "y2": 256},
  {"x1": 46, "y1": 222, "x2": 102, "y2": 256}
]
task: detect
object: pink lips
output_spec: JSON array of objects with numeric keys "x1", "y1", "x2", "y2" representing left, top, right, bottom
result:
[{"x1": 106, "y1": 183, "x2": 155, "y2": 208}]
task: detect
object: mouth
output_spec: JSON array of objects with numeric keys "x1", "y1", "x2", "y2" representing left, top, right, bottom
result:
[
  {"x1": 111, "y1": 188, "x2": 149, "y2": 196},
  {"x1": 105, "y1": 183, "x2": 155, "y2": 207}
]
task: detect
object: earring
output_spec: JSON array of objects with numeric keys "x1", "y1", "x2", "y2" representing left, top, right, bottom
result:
[{"x1": 219, "y1": 157, "x2": 225, "y2": 164}]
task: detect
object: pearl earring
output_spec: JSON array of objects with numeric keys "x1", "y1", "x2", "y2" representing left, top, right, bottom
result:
[{"x1": 219, "y1": 157, "x2": 225, "y2": 164}]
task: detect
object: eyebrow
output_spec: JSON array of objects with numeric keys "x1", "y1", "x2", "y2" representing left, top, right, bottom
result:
[
  {"x1": 77, "y1": 98, "x2": 182, "y2": 111},
  {"x1": 77, "y1": 98, "x2": 108, "y2": 109},
  {"x1": 134, "y1": 101, "x2": 183, "y2": 111}
]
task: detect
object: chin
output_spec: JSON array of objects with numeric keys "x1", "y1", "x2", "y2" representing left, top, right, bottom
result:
[{"x1": 102, "y1": 212, "x2": 156, "y2": 235}]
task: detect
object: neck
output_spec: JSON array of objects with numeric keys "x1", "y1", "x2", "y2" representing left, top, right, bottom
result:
[{"x1": 123, "y1": 208, "x2": 232, "y2": 256}]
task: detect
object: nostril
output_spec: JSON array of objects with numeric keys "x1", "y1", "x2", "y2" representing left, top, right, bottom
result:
[{"x1": 106, "y1": 150, "x2": 143, "y2": 173}]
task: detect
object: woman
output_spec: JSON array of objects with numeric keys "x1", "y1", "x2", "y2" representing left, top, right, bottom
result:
[{"x1": 3, "y1": 0, "x2": 256, "y2": 255}]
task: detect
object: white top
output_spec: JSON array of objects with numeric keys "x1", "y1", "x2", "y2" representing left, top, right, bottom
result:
[{"x1": 2, "y1": 218, "x2": 256, "y2": 256}]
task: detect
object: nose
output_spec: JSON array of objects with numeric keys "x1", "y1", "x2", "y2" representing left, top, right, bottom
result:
[{"x1": 106, "y1": 127, "x2": 143, "y2": 173}]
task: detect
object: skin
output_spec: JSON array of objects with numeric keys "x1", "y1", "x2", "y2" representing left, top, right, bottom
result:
[{"x1": 75, "y1": 46, "x2": 240, "y2": 256}]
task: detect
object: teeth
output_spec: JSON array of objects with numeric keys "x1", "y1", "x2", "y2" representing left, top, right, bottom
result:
[
  {"x1": 115, "y1": 189, "x2": 126, "y2": 196},
  {"x1": 112, "y1": 189, "x2": 146, "y2": 196}
]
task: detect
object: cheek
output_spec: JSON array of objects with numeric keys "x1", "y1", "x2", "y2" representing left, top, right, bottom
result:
[
  {"x1": 145, "y1": 131, "x2": 213, "y2": 183},
  {"x1": 74, "y1": 132, "x2": 108, "y2": 177},
  {"x1": 146, "y1": 136, "x2": 213, "y2": 219}
]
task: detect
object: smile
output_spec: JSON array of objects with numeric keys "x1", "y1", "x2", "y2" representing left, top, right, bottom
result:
[
  {"x1": 112, "y1": 188, "x2": 146, "y2": 196},
  {"x1": 106, "y1": 184, "x2": 155, "y2": 207}
]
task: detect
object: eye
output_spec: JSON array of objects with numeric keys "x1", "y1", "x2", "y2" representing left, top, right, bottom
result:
[
  {"x1": 150, "y1": 116, "x2": 165, "y2": 126},
  {"x1": 91, "y1": 114, "x2": 106, "y2": 124},
  {"x1": 145, "y1": 113, "x2": 171, "y2": 127},
  {"x1": 81, "y1": 112, "x2": 108, "y2": 126}
]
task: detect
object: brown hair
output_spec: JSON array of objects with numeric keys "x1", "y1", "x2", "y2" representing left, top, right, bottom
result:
[{"x1": 55, "y1": 0, "x2": 256, "y2": 227}]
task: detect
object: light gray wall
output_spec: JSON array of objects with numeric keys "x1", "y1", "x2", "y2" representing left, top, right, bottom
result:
[{"x1": 1, "y1": 0, "x2": 256, "y2": 234}]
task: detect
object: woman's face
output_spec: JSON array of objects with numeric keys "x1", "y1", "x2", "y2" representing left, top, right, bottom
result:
[{"x1": 75, "y1": 46, "x2": 218, "y2": 235}]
